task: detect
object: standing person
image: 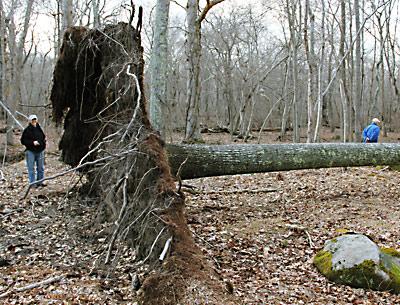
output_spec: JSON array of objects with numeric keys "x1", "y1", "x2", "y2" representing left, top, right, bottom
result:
[
  {"x1": 20, "y1": 114, "x2": 46, "y2": 187},
  {"x1": 362, "y1": 118, "x2": 381, "y2": 143}
]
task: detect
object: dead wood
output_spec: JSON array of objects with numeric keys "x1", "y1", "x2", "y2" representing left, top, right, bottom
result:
[
  {"x1": 50, "y1": 12, "x2": 235, "y2": 304},
  {"x1": 0, "y1": 275, "x2": 65, "y2": 298}
]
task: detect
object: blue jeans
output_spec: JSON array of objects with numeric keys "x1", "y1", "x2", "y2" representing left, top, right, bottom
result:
[{"x1": 25, "y1": 150, "x2": 45, "y2": 185}]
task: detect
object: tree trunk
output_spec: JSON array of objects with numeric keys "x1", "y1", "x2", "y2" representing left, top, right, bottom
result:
[
  {"x1": 184, "y1": 0, "x2": 225, "y2": 143},
  {"x1": 184, "y1": 0, "x2": 202, "y2": 142},
  {"x1": 167, "y1": 143, "x2": 400, "y2": 180},
  {"x1": 0, "y1": 0, "x2": 3, "y2": 119},
  {"x1": 339, "y1": 0, "x2": 350, "y2": 142},
  {"x1": 92, "y1": 0, "x2": 100, "y2": 27},
  {"x1": 62, "y1": 0, "x2": 74, "y2": 33},
  {"x1": 4, "y1": 0, "x2": 33, "y2": 144},
  {"x1": 149, "y1": 0, "x2": 170, "y2": 138},
  {"x1": 353, "y1": 0, "x2": 362, "y2": 141},
  {"x1": 286, "y1": 0, "x2": 300, "y2": 143},
  {"x1": 313, "y1": 0, "x2": 325, "y2": 143},
  {"x1": 280, "y1": 62, "x2": 290, "y2": 139},
  {"x1": 304, "y1": 0, "x2": 315, "y2": 143}
]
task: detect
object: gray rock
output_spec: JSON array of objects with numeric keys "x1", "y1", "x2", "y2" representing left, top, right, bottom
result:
[{"x1": 314, "y1": 233, "x2": 400, "y2": 293}]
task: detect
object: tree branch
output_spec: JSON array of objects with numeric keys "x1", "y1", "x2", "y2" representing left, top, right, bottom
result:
[
  {"x1": 0, "y1": 100, "x2": 24, "y2": 129},
  {"x1": 198, "y1": 0, "x2": 225, "y2": 23}
]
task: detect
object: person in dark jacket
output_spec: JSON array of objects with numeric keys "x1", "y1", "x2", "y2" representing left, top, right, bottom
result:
[
  {"x1": 20, "y1": 114, "x2": 46, "y2": 187},
  {"x1": 362, "y1": 118, "x2": 381, "y2": 143}
]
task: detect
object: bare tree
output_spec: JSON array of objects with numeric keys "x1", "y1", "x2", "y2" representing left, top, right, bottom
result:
[
  {"x1": 285, "y1": 0, "x2": 301, "y2": 142},
  {"x1": 203, "y1": 9, "x2": 241, "y2": 135},
  {"x1": 313, "y1": 0, "x2": 326, "y2": 142},
  {"x1": 0, "y1": 0, "x2": 4, "y2": 120},
  {"x1": 303, "y1": 0, "x2": 316, "y2": 143},
  {"x1": 92, "y1": 0, "x2": 101, "y2": 27},
  {"x1": 2, "y1": 0, "x2": 35, "y2": 145},
  {"x1": 149, "y1": 0, "x2": 170, "y2": 139},
  {"x1": 184, "y1": 0, "x2": 225, "y2": 143},
  {"x1": 383, "y1": 0, "x2": 400, "y2": 130},
  {"x1": 353, "y1": 0, "x2": 362, "y2": 141},
  {"x1": 339, "y1": 0, "x2": 350, "y2": 142}
]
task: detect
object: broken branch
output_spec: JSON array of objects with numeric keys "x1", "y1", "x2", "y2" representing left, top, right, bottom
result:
[{"x1": 0, "y1": 274, "x2": 65, "y2": 298}]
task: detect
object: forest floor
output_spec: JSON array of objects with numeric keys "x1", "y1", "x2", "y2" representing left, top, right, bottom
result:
[{"x1": 1, "y1": 127, "x2": 400, "y2": 304}]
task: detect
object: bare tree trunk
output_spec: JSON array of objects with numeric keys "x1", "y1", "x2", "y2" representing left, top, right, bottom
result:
[
  {"x1": 384, "y1": 2, "x2": 399, "y2": 132},
  {"x1": 62, "y1": 0, "x2": 74, "y2": 32},
  {"x1": 339, "y1": 0, "x2": 350, "y2": 142},
  {"x1": 374, "y1": 7, "x2": 387, "y2": 137},
  {"x1": 149, "y1": 0, "x2": 170, "y2": 139},
  {"x1": 184, "y1": 0, "x2": 225, "y2": 143},
  {"x1": 313, "y1": 0, "x2": 326, "y2": 142},
  {"x1": 93, "y1": 0, "x2": 100, "y2": 27},
  {"x1": 339, "y1": 80, "x2": 348, "y2": 143},
  {"x1": 244, "y1": 96, "x2": 256, "y2": 140},
  {"x1": 58, "y1": 0, "x2": 74, "y2": 52},
  {"x1": 286, "y1": 0, "x2": 300, "y2": 143},
  {"x1": 304, "y1": 0, "x2": 316, "y2": 143},
  {"x1": 184, "y1": 0, "x2": 202, "y2": 142},
  {"x1": 224, "y1": 58, "x2": 236, "y2": 134},
  {"x1": 0, "y1": 0, "x2": 3, "y2": 119},
  {"x1": 353, "y1": 0, "x2": 362, "y2": 142},
  {"x1": 280, "y1": 62, "x2": 291, "y2": 139},
  {"x1": 347, "y1": 0, "x2": 354, "y2": 142},
  {"x1": 4, "y1": 0, "x2": 34, "y2": 145},
  {"x1": 323, "y1": 18, "x2": 335, "y2": 131},
  {"x1": 367, "y1": 38, "x2": 378, "y2": 121}
]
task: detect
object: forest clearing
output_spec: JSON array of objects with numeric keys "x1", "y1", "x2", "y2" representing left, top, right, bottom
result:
[{"x1": 2, "y1": 128, "x2": 400, "y2": 304}]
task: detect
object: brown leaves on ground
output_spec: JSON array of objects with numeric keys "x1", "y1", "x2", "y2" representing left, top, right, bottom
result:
[
  {"x1": 0, "y1": 153, "x2": 139, "y2": 304},
  {"x1": 186, "y1": 166, "x2": 400, "y2": 304}
]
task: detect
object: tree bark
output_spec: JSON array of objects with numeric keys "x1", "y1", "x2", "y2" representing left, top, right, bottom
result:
[
  {"x1": 167, "y1": 143, "x2": 400, "y2": 180},
  {"x1": 339, "y1": 0, "x2": 350, "y2": 142},
  {"x1": 4, "y1": 0, "x2": 33, "y2": 144},
  {"x1": 184, "y1": 0, "x2": 202, "y2": 142},
  {"x1": 353, "y1": 0, "x2": 362, "y2": 141},
  {"x1": 0, "y1": 0, "x2": 3, "y2": 119},
  {"x1": 149, "y1": 0, "x2": 170, "y2": 138},
  {"x1": 304, "y1": 0, "x2": 315, "y2": 143},
  {"x1": 184, "y1": 0, "x2": 225, "y2": 143},
  {"x1": 286, "y1": 0, "x2": 300, "y2": 143},
  {"x1": 313, "y1": 0, "x2": 325, "y2": 143},
  {"x1": 92, "y1": 0, "x2": 100, "y2": 27}
]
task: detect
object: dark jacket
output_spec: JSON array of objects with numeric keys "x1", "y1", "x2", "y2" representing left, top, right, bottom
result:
[{"x1": 21, "y1": 123, "x2": 46, "y2": 152}]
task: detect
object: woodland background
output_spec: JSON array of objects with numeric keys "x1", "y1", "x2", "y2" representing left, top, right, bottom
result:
[{"x1": 1, "y1": 0, "x2": 400, "y2": 144}]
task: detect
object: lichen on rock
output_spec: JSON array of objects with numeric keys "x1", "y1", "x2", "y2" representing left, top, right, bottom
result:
[{"x1": 314, "y1": 233, "x2": 400, "y2": 294}]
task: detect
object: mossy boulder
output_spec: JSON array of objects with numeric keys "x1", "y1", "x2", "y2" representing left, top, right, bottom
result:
[{"x1": 314, "y1": 233, "x2": 400, "y2": 293}]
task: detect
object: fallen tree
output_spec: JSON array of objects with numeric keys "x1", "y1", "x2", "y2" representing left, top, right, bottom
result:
[
  {"x1": 166, "y1": 143, "x2": 400, "y2": 179},
  {"x1": 50, "y1": 14, "x2": 235, "y2": 305}
]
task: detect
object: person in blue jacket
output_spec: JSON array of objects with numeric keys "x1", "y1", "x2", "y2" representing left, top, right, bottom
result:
[{"x1": 362, "y1": 118, "x2": 381, "y2": 143}]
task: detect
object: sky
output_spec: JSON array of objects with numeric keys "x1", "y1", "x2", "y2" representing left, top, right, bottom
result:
[{"x1": 31, "y1": 0, "x2": 257, "y2": 54}]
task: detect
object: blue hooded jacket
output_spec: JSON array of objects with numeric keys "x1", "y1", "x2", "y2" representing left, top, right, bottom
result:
[{"x1": 362, "y1": 122, "x2": 380, "y2": 143}]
